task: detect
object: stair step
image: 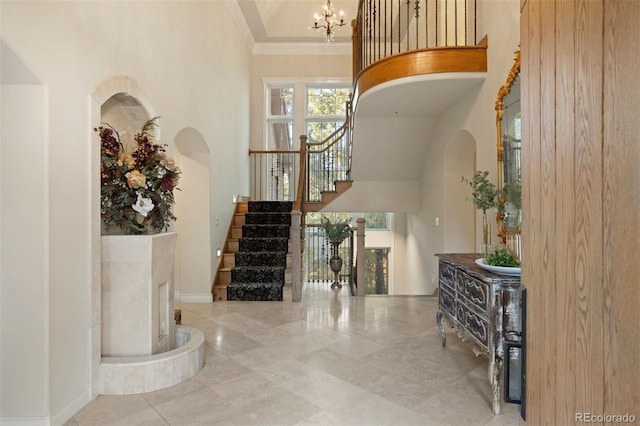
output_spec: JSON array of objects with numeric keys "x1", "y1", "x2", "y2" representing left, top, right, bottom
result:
[
  {"x1": 219, "y1": 269, "x2": 231, "y2": 285},
  {"x1": 213, "y1": 283, "x2": 228, "y2": 301},
  {"x1": 223, "y1": 254, "x2": 235, "y2": 268},
  {"x1": 248, "y1": 201, "x2": 293, "y2": 213},
  {"x1": 234, "y1": 214, "x2": 246, "y2": 226},
  {"x1": 226, "y1": 240, "x2": 239, "y2": 253},
  {"x1": 242, "y1": 224, "x2": 290, "y2": 238},
  {"x1": 231, "y1": 226, "x2": 243, "y2": 239},
  {"x1": 239, "y1": 238, "x2": 288, "y2": 252},
  {"x1": 227, "y1": 282, "x2": 284, "y2": 301},
  {"x1": 232, "y1": 266, "x2": 284, "y2": 283},
  {"x1": 235, "y1": 252, "x2": 286, "y2": 267},
  {"x1": 245, "y1": 212, "x2": 291, "y2": 225}
]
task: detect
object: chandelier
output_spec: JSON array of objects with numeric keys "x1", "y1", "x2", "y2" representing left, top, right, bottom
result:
[{"x1": 311, "y1": 0, "x2": 346, "y2": 42}]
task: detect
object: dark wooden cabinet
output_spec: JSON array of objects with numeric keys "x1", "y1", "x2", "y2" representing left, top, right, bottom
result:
[{"x1": 435, "y1": 253, "x2": 522, "y2": 415}]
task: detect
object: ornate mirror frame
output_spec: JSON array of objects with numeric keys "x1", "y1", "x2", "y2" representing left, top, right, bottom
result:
[{"x1": 495, "y1": 50, "x2": 521, "y2": 242}]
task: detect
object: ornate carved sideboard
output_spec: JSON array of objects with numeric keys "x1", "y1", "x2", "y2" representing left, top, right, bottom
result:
[{"x1": 435, "y1": 253, "x2": 523, "y2": 415}]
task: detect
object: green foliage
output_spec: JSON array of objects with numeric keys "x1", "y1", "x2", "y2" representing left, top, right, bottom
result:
[
  {"x1": 485, "y1": 247, "x2": 521, "y2": 267},
  {"x1": 97, "y1": 117, "x2": 181, "y2": 235},
  {"x1": 364, "y1": 212, "x2": 388, "y2": 229},
  {"x1": 320, "y1": 217, "x2": 352, "y2": 245},
  {"x1": 461, "y1": 171, "x2": 499, "y2": 213}
]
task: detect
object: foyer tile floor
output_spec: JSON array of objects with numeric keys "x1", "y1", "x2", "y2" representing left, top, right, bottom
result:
[{"x1": 67, "y1": 283, "x2": 520, "y2": 426}]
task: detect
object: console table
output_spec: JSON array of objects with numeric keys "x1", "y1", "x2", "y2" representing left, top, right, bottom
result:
[{"x1": 435, "y1": 253, "x2": 522, "y2": 415}]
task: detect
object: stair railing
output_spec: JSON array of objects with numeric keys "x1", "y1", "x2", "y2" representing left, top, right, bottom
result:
[
  {"x1": 353, "y1": 0, "x2": 478, "y2": 76},
  {"x1": 305, "y1": 100, "x2": 352, "y2": 203},
  {"x1": 248, "y1": 149, "x2": 301, "y2": 202}
]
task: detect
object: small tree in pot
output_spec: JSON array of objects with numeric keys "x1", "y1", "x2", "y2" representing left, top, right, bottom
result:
[
  {"x1": 462, "y1": 171, "x2": 499, "y2": 254},
  {"x1": 320, "y1": 217, "x2": 352, "y2": 289}
]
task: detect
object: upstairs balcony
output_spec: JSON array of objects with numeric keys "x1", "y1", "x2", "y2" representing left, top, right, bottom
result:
[{"x1": 250, "y1": 0, "x2": 487, "y2": 214}]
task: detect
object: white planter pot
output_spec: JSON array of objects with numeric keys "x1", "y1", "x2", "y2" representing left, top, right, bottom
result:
[{"x1": 101, "y1": 232, "x2": 177, "y2": 357}]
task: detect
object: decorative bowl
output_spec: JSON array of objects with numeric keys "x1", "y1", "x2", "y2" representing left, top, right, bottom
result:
[{"x1": 475, "y1": 258, "x2": 521, "y2": 276}]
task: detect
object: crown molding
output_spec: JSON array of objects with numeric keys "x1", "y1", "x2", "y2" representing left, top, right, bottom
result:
[
  {"x1": 225, "y1": 0, "x2": 256, "y2": 51},
  {"x1": 253, "y1": 42, "x2": 351, "y2": 56}
]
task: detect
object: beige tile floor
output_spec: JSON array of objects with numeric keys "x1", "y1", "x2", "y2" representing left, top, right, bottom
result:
[{"x1": 67, "y1": 283, "x2": 521, "y2": 425}]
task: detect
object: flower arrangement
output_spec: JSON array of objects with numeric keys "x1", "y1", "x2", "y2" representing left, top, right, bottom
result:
[
  {"x1": 461, "y1": 170, "x2": 499, "y2": 214},
  {"x1": 320, "y1": 217, "x2": 352, "y2": 245},
  {"x1": 96, "y1": 117, "x2": 181, "y2": 234}
]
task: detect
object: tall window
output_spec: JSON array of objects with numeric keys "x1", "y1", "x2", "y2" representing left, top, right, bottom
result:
[
  {"x1": 306, "y1": 86, "x2": 351, "y2": 143},
  {"x1": 264, "y1": 80, "x2": 351, "y2": 150},
  {"x1": 266, "y1": 86, "x2": 294, "y2": 150}
]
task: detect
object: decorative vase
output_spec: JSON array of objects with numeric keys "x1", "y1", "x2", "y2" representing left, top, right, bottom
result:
[
  {"x1": 482, "y1": 212, "x2": 492, "y2": 255},
  {"x1": 329, "y1": 243, "x2": 343, "y2": 289}
]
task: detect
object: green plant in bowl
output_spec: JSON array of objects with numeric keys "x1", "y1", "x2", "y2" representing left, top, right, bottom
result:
[{"x1": 485, "y1": 247, "x2": 521, "y2": 268}]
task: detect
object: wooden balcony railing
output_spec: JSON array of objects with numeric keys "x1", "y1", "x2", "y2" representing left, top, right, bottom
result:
[{"x1": 353, "y1": 0, "x2": 478, "y2": 77}]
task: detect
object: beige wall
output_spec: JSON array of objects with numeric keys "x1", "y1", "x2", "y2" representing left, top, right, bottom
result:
[
  {"x1": 522, "y1": 0, "x2": 640, "y2": 423},
  {"x1": 0, "y1": 1, "x2": 250, "y2": 423}
]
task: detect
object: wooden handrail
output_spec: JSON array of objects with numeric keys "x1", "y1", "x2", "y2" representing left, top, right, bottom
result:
[
  {"x1": 294, "y1": 135, "x2": 307, "y2": 212},
  {"x1": 248, "y1": 149, "x2": 298, "y2": 155}
]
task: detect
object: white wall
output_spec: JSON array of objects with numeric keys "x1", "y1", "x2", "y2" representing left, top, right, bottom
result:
[
  {"x1": 0, "y1": 1, "x2": 250, "y2": 423},
  {"x1": 1, "y1": 83, "x2": 49, "y2": 420},
  {"x1": 405, "y1": 0, "x2": 521, "y2": 294},
  {"x1": 174, "y1": 129, "x2": 212, "y2": 302}
]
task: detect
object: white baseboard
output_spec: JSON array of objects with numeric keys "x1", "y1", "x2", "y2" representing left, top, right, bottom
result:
[
  {"x1": 50, "y1": 388, "x2": 91, "y2": 426},
  {"x1": 0, "y1": 416, "x2": 50, "y2": 426},
  {"x1": 175, "y1": 293, "x2": 213, "y2": 303},
  {"x1": 0, "y1": 389, "x2": 90, "y2": 426}
]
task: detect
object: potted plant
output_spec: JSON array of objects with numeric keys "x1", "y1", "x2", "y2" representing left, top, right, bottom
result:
[
  {"x1": 320, "y1": 217, "x2": 352, "y2": 289},
  {"x1": 462, "y1": 170, "x2": 499, "y2": 254}
]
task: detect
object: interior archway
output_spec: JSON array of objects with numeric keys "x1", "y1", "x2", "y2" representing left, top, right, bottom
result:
[
  {"x1": 174, "y1": 128, "x2": 212, "y2": 302},
  {"x1": 443, "y1": 130, "x2": 476, "y2": 252}
]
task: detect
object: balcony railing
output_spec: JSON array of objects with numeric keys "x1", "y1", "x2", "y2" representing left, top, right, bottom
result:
[{"x1": 354, "y1": 0, "x2": 478, "y2": 75}]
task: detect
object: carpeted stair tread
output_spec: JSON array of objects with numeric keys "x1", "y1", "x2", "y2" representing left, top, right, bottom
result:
[
  {"x1": 242, "y1": 224, "x2": 290, "y2": 238},
  {"x1": 244, "y1": 213, "x2": 292, "y2": 225},
  {"x1": 239, "y1": 238, "x2": 288, "y2": 252},
  {"x1": 235, "y1": 252, "x2": 287, "y2": 266},
  {"x1": 227, "y1": 282, "x2": 283, "y2": 301},
  {"x1": 248, "y1": 201, "x2": 293, "y2": 213}
]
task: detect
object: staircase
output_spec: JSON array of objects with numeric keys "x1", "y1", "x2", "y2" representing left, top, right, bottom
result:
[{"x1": 214, "y1": 201, "x2": 292, "y2": 302}]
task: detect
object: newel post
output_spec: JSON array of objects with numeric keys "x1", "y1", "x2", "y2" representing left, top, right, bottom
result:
[
  {"x1": 291, "y1": 210, "x2": 302, "y2": 302},
  {"x1": 356, "y1": 218, "x2": 366, "y2": 296}
]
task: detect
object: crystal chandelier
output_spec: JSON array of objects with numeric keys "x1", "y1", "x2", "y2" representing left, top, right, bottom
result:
[{"x1": 311, "y1": 0, "x2": 346, "y2": 42}]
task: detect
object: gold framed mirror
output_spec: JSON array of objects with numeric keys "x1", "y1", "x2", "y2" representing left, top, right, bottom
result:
[{"x1": 496, "y1": 50, "x2": 521, "y2": 243}]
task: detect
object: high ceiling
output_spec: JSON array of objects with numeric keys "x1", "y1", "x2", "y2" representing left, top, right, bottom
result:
[{"x1": 228, "y1": 0, "x2": 359, "y2": 51}]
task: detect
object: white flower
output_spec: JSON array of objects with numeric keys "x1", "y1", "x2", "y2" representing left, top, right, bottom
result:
[{"x1": 132, "y1": 193, "x2": 154, "y2": 217}]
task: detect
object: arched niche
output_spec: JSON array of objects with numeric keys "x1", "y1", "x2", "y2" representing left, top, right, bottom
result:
[
  {"x1": 89, "y1": 76, "x2": 158, "y2": 399},
  {"x1": 443, "y1": 130, "x2": 476, "y2": 252}
]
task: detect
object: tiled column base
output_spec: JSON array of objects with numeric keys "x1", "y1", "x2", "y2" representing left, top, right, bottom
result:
[{"x1": 99, "y1": 326, "x2": 204, "y2": 395}]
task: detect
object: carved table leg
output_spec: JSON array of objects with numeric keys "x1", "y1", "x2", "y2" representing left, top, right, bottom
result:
[
  {"x1": 436, "y1": 310, "x2": 446, "y2": 347},
  {"x1": 488, "y1": 354, "x2": 503, "y2": 415}
]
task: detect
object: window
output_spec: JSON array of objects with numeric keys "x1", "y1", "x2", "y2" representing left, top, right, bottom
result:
[
  {"x1": 266, "y1": 86, "x2": 294, "y2": 150},
  {"x1": 264, "y1": 80, "x2": 350, "y2": 149},
  {"x1": 364, "y1": 248, "x2": 390, "y2": 295}
]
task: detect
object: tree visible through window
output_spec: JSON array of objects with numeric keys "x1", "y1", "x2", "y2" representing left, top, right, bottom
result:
[{"x1": 364, "y1": 248, "x2": 390, "y2": 294}]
